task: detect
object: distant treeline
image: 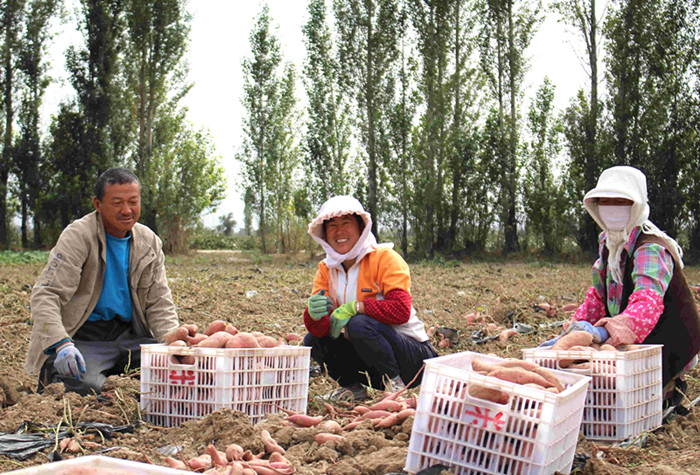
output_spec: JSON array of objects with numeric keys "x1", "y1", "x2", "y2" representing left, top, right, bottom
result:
[
  {"x1": 1, "y1": 1, "x2": 699, "y2": 261},
  {"x1": 0, "y1": 0, "x2": 224, "y2": 253},
  {"x1": 238, "y1": 0, "x2": 700, "y2": 262}
]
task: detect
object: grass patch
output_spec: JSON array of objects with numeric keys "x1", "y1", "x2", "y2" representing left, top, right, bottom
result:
[{"x1": 0, "y1": 250, "x2": 49, "y2": 265}]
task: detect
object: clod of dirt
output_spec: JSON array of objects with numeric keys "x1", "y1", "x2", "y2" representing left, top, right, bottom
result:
[
  {"x1": 169, "y1": 408, "x2": 263, "y2": 454},
  {"x1": 0, "y1": 380, "x2": 20, "y2": 406}
]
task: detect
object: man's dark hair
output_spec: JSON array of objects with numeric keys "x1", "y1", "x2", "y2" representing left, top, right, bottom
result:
[{"x1": 95, "y1": 168, "x2": 141, "y2": 201}]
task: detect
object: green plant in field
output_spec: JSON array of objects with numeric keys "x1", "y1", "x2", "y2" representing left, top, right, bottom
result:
[{"x1": 0, "y1": 251, "x2": 49, "y2": 265}]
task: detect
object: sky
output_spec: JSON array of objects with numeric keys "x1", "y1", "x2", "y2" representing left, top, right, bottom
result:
[{"x1": 44, "y1": 0, "x2": 593, "y2": 230}]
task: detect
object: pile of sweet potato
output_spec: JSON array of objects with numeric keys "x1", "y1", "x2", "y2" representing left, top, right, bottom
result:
[
  {"x1": 165, "y1": 437, "x2": 295, "y2": 474},
  {"x1": 164, "y1": 320, "x2": 302, "y2": 350}
]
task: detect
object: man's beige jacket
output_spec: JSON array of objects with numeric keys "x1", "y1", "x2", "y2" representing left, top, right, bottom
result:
[{"x1": 25, "y1": 211, "x2": 179, "y2": 375}]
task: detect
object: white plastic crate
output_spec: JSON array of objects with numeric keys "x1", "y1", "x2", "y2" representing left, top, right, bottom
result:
[
  {"x1": 405, "y1": 351, "x2": 590, "y2": 475},
  {"x1": 140, "y1": 343, "x2": 310, "y2": 427},
  {"x1": 6, "y1": 455, "x2": 190, "y2": 474},
  {"x1": 522, "y1": 344, "x2": 662, "y2": 441}
]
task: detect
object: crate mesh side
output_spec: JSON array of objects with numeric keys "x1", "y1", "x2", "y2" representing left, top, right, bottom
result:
[
  {"x1": 406, "y1": 352, "x2": 588, "y2": 475},
  {"x1": 140, "y1": 345, "x2": 309, "y2": 427},
  {"x1": 522, "y1": 345, "x2": 662, "y2": 441}
]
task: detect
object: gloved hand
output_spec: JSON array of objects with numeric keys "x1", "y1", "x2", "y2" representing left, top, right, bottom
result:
[
  {"x1": 308, "y1": 289, "x2": 333, "y2": 321},
  {"x1": 54, "y1": 342, "x2": 87, "y2": 380},
  {"x1": 538, "y1": 320, "x2": 609, "y2": 348},
  {"x1": 329, "y1": 301, "x2": 357, "y2": 339},
  {"x1": 565, "y1": 320, "x2": 609, "y2": 343}
]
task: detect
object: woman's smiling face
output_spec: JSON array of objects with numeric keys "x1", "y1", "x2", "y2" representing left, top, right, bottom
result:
[{"x1": 324, "y1": 214, "x2": 362, "y2": 254}]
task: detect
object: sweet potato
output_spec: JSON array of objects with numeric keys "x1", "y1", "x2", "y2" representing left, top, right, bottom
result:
[
  {"x1": 568, "y1": 362, "x2": 591, "y2": 370},
  {"x1": 165, "y1": 457, "x2": 188, "y2": 470},
  {"x1": 183, "y1": 324, "x2": 198, "y2": 336},
  {"x1": 196, "y1": 331, "x2": 234, "y2": 348},
  {"x1": 367, "y1": 399, "x2": 404, "y2": 412},
  {"x1": 468, "y1": 385, "x2": 509, "y2": 404},
  {"x1": 226, "y1": 332, "x2": 260, "y2": 348},
  {"x1": 471, "y1": 359, "x2": 496, "y2": 373},
  {"x1": 257, "y1": 336, "x2": 280, "y2": 348},
  {"x1": 260, "y1": 430, "x2": 285, "y2": 455},
  {"x1": 164, "y1": 326, "x2": 189, "y2": 344},
  {"x1": 180, "y1": 354, "x2": 195, "y2": 365},
  {"x1": 187, "y1": 454, "x2": 212, "y2": 471},
  {"x1": 187, "y1": 333, "x2": 208, "y2": 346},
  {"x1": 206, "y1": 444, "x2": 229, "y2": 467},
  {"x1": 493, "y1": 359, "x2": 565, "y2": 393},
  {"x1": 226, "y1": 443, "x2": 245, "y2": 462},
  {"x1": 487, "y1": 367, "x2": 553, "y2": 388},
  {"x1": 315, "y1": 432, "x2": 343, "y2": 444},
  {"x1": 285, "y1": 333, "x2": 302, "y2": 342},
  {"x1": 551, "y1": 331, "x2": 594, "y2": 350},
  {"x1": 203, "y1": 320, "x2": 227, "y2": 336},
  {"x1": 286, "y1": 413, "x2": 324, "y2": 427},
  {"x1": 599, "y1": 344, "x2": 617, "y2": 352},
  {"x1": 498, "y1": 329, "x2": 517, "y2": 342},
  {"x1": 317, "y1": 420, "x2": 343, "y2": 434},
  {"x1": 562, "y1": 303, "x2": 579, "y2": 312}
]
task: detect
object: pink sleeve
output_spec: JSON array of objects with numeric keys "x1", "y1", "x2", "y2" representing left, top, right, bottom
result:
[
  {"x1": 572, "y1": 286, "x2": 606, "y2": 324},
  {"x1": 595, "y1": 288, "x2": 663, "y2": 345}
]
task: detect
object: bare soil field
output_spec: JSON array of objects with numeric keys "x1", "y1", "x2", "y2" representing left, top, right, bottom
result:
[{"x1": 1, "y1": 251, "x2": 699, "y2": 474}]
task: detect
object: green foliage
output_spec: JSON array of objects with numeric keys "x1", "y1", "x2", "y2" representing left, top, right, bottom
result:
[
  {"x1": 302, "y1": 0, "x2": 351, "y2": 209},
  {"x1": 334, "y1": 0, "x2": 401, "y2": 236},
  {"x1": 0, "y1": 250, "x2": 49, "y2": 264},
  {"x1": 188, "y1": 229, "x2": 237, "y2": 250},
  {"x1": 151, "y1": 111, "x2": 226, "y2": 254},
  {"x1": 522, "y1": 78, "x2": 567, "y2": 255}
]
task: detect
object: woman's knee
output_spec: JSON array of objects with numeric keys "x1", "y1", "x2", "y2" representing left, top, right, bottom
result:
[{"x1": 346, "y1": 314, "x2": 384, "y2": 339}]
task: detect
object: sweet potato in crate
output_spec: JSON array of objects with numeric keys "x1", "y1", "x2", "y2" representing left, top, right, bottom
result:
[
  {"x1": 405, "y1": 351, "x2": 590, "y2": 475},
  {"x1": 140, "y1": 344, "x2": 310, "y2": 427},
  {"x1": 522, "y1": 344, "x2": 662, "y2": 441}
]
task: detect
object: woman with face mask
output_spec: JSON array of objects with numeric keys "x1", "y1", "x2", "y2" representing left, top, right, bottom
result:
[
  {"x1": 303, "y1": 195, "x2": 438, "y2": 403},
  {"x1": 542, "y1": 166, "x2": 700, "y2": 406}
]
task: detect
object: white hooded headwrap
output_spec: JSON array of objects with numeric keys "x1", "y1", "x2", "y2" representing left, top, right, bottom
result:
[
  {"x1": 308, "y1": 196, "x2": 392, "y2": 305},
  {"x1": 583, "y1": 166, "x2": 683, "y2": 284}
]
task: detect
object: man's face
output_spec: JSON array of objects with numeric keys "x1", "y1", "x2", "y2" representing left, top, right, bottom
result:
[{"x1": 93, "y1": 182, "x2": 141, "y2": 238}]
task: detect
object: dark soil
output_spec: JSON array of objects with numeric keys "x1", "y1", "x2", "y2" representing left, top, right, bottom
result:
[{"x1": 1, "y1": 251, "x2": 699, "y2": 474}]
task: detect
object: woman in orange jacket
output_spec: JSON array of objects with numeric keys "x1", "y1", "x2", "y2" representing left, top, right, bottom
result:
[{"x1": 303, "y1": 195, "x2": 437, "y2": 402}]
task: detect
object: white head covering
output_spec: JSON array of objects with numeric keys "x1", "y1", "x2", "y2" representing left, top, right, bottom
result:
[
  {"x1": 309, "y1": 196, "x2": 389, "y2": 304},
  {"x1": 583, "y1": 166, "x2": 683, "y2": 283},
  {"x1": 308, "y1": 195, "x2": 378, "y2": 268}
]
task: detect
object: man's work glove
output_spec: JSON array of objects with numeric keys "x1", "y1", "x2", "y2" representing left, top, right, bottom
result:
[
  {"x1": 54, "y1": 342, "x2": 87, "y2": 380},
  {"x1": 308, "y1": 289, "x2": 333, "y2": 321},
  {"x1": 329, "y1": 301, "x2": 358, "y2": 339}
]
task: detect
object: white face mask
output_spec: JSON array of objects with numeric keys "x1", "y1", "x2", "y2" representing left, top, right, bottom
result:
[{"x1": 598, "y1": 205, "x2": 632, "y2": 231}]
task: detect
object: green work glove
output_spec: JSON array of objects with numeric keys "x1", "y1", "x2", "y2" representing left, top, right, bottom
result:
[
  {"x1": 329, "y1": 301, "x2": 358, "y2": 339},
  {"x1": 308, "y1": 289, "x2": 333, "y2": 321}
]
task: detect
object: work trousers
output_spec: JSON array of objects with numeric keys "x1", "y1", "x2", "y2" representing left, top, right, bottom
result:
[
  {"x1": 38, "y1": 318, "x2": 156, "y2": 396},
  {"x1": 304, "y1": 313, "x2": 437, "y2": 389}
]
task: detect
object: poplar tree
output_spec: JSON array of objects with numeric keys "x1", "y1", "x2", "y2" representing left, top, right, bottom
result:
[
  {"x1": 124, "y1": 0, "x2": 190, "y2": 233},
  {"x1": 410, "y1": 0, "x2": 452, "y2": 258},
  {"x1": 522, "y1": 78, "x2": 564, "y2": 254},
  {"x1": 605, "y1": 0, "x2": 698, "y2": 236},
  {"x1": 302, "y1": 0, "x2": 350, "y2": 209},
  {"x1": 14, "y1": 0, "x2": 58, "y2": 248},
  {"x1": 478, "y1": 0, "x2": 540, "y2": 255},
  {"x1": 0, "y1": 0, "x2": 26, "y2": 247},
  {"x1": 240, "y1": 6, "x2": 298, "y2": 254},
  {"x1": 553, "y1": 0, "x2": 604, "y2": 253},
  {"x1": 334, "y1": 0, "x2": 401, "y2": 237}
]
